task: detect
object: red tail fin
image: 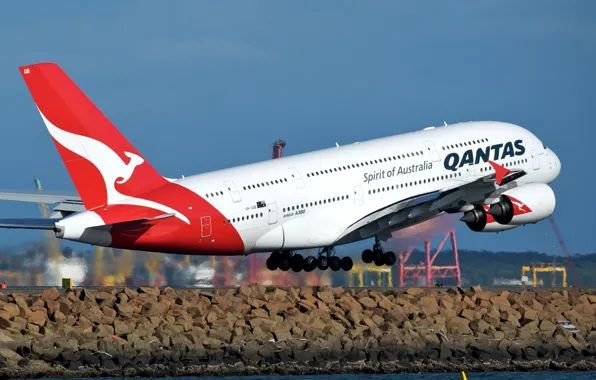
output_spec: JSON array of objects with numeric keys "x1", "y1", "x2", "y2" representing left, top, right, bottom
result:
[{"x1": 19, "y1": 63, "x2": 169, "y2": 210}]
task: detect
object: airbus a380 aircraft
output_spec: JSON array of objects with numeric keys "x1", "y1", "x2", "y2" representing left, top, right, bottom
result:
[{"x1": 0, "y1": 62, "x2": 561, "y2": 273}]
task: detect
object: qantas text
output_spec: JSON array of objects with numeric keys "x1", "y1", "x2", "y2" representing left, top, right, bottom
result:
[
  {"x1": 364, "y1": 161, "x2": 433, "y2": 184},
  {"x1": 443, "y1": 140, "x2": 525, "y2": 171}
]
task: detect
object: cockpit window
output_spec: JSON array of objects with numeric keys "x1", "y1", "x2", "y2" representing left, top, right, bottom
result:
[{"x1": 542, "y1": 143, "x2": 547, "y2": 149}]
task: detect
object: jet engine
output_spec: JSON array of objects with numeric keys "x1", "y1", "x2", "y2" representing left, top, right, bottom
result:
[{"x1": 461, "y1": 183, "x2": 556, "y2": 232}]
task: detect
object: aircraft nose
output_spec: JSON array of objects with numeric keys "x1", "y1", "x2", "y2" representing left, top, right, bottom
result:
[{"x1": 548, "y1": 148, "x2": 561, "y2": 181}]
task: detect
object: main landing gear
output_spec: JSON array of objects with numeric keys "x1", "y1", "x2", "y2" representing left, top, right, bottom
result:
[
  {"x1": 361, "y1": 239, "x2": 396, "y2": 267},
  {"x1": 266, "y1": 247, "x2": 353, "y2": 272}
]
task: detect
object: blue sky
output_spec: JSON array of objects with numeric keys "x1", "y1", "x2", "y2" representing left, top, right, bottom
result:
[{"x1": 0, "y1": 1, "x2": 594, "y2": 256}]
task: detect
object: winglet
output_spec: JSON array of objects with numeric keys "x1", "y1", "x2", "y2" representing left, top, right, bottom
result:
[{"x1": 488, "y1": 160, "x2": 510, "y2": 185}]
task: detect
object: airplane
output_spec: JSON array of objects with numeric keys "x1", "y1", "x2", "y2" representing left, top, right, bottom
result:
[{"x1": 0, "y1": 62, "x2": 561, "y2": 273}]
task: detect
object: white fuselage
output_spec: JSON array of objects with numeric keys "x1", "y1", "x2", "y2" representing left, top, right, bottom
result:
[{"x1": 172, "y1": 121, "x2": 560, "y2": 254}]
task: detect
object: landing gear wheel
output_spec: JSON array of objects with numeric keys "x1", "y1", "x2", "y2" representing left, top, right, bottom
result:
[
  {"x1": 279, "y1": 252, "x2": 292, "y2": 271},
  {"x1": 362, "y1": 249, "x2": 373, "y2": 264},
  {"x1": 317, "y1": 256, "x2": 329, "y2": 271},
  {"x1": 329, "y1": 256, "x2": 341, "y2": 271},
  {"x1": 303, "y1": 256, "x2": 317, "y2": 272},
  {"x1": 291, "y1": 254, "x2": 304, "y2": 272},
  {"x1": 383, "y1": 251, "x2": 396, "y2": 266},
  {"x1": 373, "y1": 250, "x2": 385, "y2": 266},
  {"x1": 266, "y1": 256, "x2": 278, "y2": 271},
  {"x1": 341, "y1": 256, "x2": 353, "y2": 271}
]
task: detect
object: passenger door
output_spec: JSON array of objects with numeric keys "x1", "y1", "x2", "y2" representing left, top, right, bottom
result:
[
  {"x1": 223, "y1": 180, "x2": 242, "y2": 203},
  {"x1": 353, "y1": 185, "x2": 363, "y2": 205},
  {"x1": 531, "y1": 150, "x2": 540, "y2": 170},
  {"x1": 288, "y1": 168, "x2": 305, "y2": 189},
  {"x1": 423, "y1": 140, "x2": 441, "y2": 162},
  {"x1": 268, "y1": 202, "x2": 278, "y2": 225},
  {"x1": 200, "y1": 216, "x2": 212, "y2": 237}
]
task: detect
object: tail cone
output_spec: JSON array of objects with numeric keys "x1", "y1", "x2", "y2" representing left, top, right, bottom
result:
[
  {"x1": 487, "y1": 203, "x2": 504, "y2": 216},
  {"x1": 460, "y1": 212, "x2": 477, "y2": 223}
]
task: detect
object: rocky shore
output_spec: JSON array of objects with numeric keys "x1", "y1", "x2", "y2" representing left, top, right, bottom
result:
[{"x1": 1, "y1": 285, "x2": 596, "y2": 377}]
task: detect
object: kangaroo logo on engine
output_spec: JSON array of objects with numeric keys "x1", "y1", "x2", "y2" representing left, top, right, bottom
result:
[{"x1": 443, "y1": 139, "x2": 525, "y2": 171}]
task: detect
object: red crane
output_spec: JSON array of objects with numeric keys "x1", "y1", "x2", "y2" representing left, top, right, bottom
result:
[{"x1": 398, "y1": 230, "x2": 462, "y2": 287}]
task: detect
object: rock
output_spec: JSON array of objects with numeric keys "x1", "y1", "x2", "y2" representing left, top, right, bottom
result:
[
  {"x1": 523, "y1": 308, "x2": 539, "y2": 322},
  {"x1": 490, "y1": 295, "x2": 510, "y2": 307},
  {"x1": 4, "y1": 286, "x2": 596, "y2": 374},
  {"x1": 137, "y1": 286, "x2": 160, "y2": 296},
  {"x1": 41, "y1": 288, "x2": 61, "y2": 301},
  {"x1": 469, "y1": 319, "x2": 491, "y2": 335},
  {"x1": 115, "y1": 302, "x2": 135, "y2": 317},
  {"x1": 2, "y1": 303, "x2": 20, "y2": 318},
  {"x1": 51, "y1": 310, "x2": 67, "y2": 323},
  {"x1": 447, "y1": 317, "x2": 473, "y2": 335},
  {"x1": 417, "y1": 297, "x2": 440, "y2": 316},
  {"x1": 27, "y1": 310, "x2": 47, "y2": 327},
  {"x1": 539, "y1": 320, "x2": 557, "y2": 336},
  {"x1": 460, "y1": 309, "x2": 475, "y2": 321},
  {"x1": 0, "y1": 348, "x2": 22, "y2": 363},
  {"x1": 519, "y1": 321, "x2": 540, "y2": 339},
  {"x1": 142, "y1": 302, "x2": 170, "y2": 316},
  {"x1": 357, "y1": 297, "x2": 377, "y2": 309},
  {"x1": 406, "y1": 288, "x2": 424, "y2": 296},
  {"x1": 94, "y1": 324, "x2": 115, "y2": 338}
]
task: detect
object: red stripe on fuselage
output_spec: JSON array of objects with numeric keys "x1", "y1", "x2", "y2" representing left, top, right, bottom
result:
[{"x1": 95, "y1": 181, "x2": 245, "y2": 254}]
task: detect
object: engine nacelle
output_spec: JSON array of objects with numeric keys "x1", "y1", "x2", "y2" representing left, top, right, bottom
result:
[
  {"x1": 461, "y1": 206, "x2": 519, "y2": 232},
  {"x1": 461, "y1": 183, "x2": 556, "y2": 232},
  {"x1": 487, "y1": 183, "x2": 556, "y2": 225}
]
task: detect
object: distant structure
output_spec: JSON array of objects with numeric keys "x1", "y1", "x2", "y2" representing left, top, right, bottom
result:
[
  {"x1": 398, "y1": 230, "x2": 462, "y2": 287},
  {"x1": 548, "y1": 216, "x2": 579, "y2": 286},
  {"x1": 271, "y1": 139, "x2": 286, "y2": 159},
  {"x1": 521, "y1": 262, "x2": 567, "y2": 288}
]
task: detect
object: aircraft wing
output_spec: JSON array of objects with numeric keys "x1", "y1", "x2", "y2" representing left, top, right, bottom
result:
[
  {"x1": 335, "y1": 190, "x2": 444, "y2": 244},
  {"x1": 336, "y1": 161, "x2": 528, "y2": 244},
  {"x1": 0, "y1": 190, "x2": 82, "y2": 204}
]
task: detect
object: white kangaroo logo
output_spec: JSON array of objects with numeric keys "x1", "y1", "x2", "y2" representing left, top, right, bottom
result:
[
  {"x1": 38, "y1": 109, "x2": 190, "y2": 224},
  {"x1": 116, "y1": 152, "x2": 144, "y2": 184},
  {"x1": 510, "y1": 200, "x2": 530, "y2": 213}
]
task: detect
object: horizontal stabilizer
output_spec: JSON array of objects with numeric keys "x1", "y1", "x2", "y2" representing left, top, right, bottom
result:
[
  {"x1": 0, "y1": 190, "x2": 81, "y2": 204},
  {"x1": 89, "y1": 212, "x2": 176, "y2": 231},
  {"x1": 123, "y1": 213, "x2": 176, "y2": 225},
  {"x1": 0, "y1": 218, "x2": 58, "y2": 230}
]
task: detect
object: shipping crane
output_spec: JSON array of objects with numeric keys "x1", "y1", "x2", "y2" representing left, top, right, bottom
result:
[
  {"x1": 548, "y1": 216, "x2": 580, "y2": 286},
  {"x1": 521, "y1": 262, "x2": 567, "y2": 288}
]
